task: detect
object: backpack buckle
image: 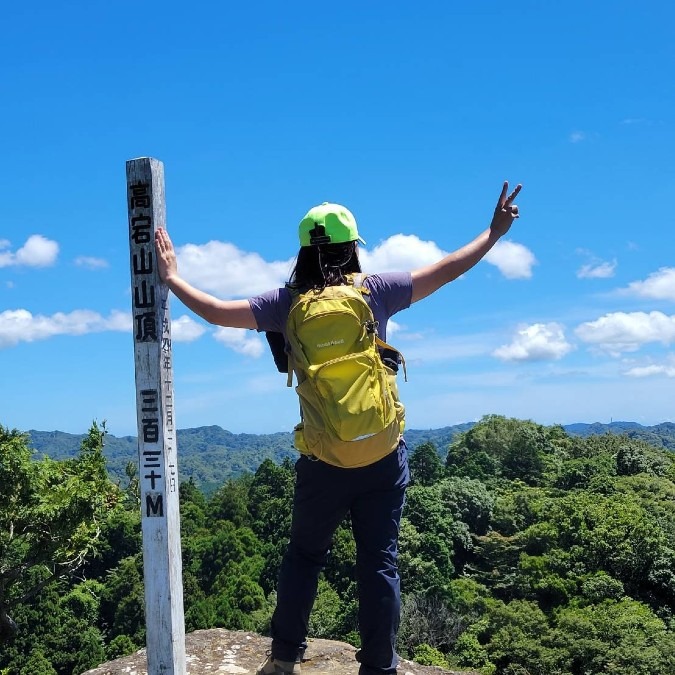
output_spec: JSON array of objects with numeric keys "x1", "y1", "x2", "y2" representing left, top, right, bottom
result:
[{"x1": 364, "y1": 319, "x2": 379, "y2": 335}]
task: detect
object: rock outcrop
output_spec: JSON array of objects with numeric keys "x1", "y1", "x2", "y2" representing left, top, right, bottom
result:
[{"x1": 82, "y1": 629, "x2": 479, "y2": 675}]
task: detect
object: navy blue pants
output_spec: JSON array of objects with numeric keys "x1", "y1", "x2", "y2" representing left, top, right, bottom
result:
[{"x1": 270, "y1": 441, "x2": 409, "y2": 675}]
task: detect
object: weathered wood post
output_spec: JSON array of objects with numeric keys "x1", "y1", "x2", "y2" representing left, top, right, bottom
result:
[{"x1": 126, "y1": 157, "x2": 186, "y2": 675}]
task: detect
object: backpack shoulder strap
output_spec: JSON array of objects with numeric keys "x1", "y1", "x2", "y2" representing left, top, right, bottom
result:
[
  {"x1": 349, "y1": 273, "x2": 369, "y2": 294},
  {"x1": 348, "y1": 274, "x2": 407, "y2": 380},
  {"x1": 285, "y1": 283, "x2": 299, "y2": 387}
]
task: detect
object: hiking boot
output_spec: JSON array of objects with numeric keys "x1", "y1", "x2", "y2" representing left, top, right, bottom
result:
[{"x1": 256, "y1": 653, "x2": 302, "y2": 674}]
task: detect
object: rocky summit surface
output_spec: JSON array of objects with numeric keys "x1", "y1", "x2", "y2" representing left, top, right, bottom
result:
[{"x1": 82, "y1": 628, "x2": 479, "y2": 675}]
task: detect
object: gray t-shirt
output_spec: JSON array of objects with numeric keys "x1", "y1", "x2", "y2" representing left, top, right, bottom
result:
[{"x1": 249, "y1": 272, "x2": 413, "y2": 342}]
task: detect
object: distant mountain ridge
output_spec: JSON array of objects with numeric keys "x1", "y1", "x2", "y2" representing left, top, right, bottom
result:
[
  {"x1": 565, "y1": 421, "x2": 675, "y2": 450},
  {"x1": 25, "y1": 420, "x2": 675, "y2": 494}
]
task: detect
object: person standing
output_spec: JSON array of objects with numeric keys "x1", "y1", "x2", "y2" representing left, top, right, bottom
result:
[{"x1": 154, "y1": 181, "x2": 521, "y2": 675}]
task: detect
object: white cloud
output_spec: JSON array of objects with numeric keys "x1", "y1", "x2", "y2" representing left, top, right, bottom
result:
[
  {"x1": 359, "y1": 234, "x2": 447, "y2": 272},
  {"x1": 387, "y1": 319, "x2": 402, "y2": 336},
  {"x1": 0, "y1": 235, "x2": 59, "y2": 268},
  {"x1": 212, "y1": 326, "x2": 264, "y2": 357},
  {"x1": 0, "y1": 307, "x2": 211, "y2": 347},
  {"x1": 106, "y1": 310, "x2": 133, "y2": 332},
  {"x1": 575, "y1": 311, "x2": 675, "y2": 354},
  {"x1": 171, "y1": 315, "x2": 207, "y2": 342},
  {"x1": 493, "y1": 322, "x2": 573, "y2": 362},
  {"x1": 75, "y1": 256, "x2": 109, "y2": 270},
  {"x1": 623, "y1": 352, "x2": 675, "y2": 378},
  {"x1": 177, "y1": 241, "x2": 293, "y2": 298},
  {"x1": 575, "y1": 248, "x2": 617, "y2": 279},
  {"x1": 624, "y1": 364, "x2": 675, "y2": 378},
  {"x1": 570, "y1": 131, "x2": 586, "y2": 143},
  {"x1": 620, "y1": 267, "x2": 675, "y2": 301},
  {"x1": 577, "y1": 260, "x2": 617, "y2": 279},
  {"x1": 0, "y1": 309, "x2": 130, "y2": 348},
  {"x1": 484, "y1": 240, "x2": 537, "y2": 279},
  {"x1": 17, "y1": 235, "x2": 59, "y2": 266}
]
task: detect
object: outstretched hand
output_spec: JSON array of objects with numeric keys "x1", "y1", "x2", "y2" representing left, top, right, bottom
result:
[
  {"x1": 154, "y1": 227, "x2": 178, "y2": 284},
  {"x1": 490, "y1": 181, "x2": 522, "y2": 237}
]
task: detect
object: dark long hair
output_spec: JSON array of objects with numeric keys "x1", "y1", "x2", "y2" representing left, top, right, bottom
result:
[{"x1": 288, "y1": 241, "x2": 361, "y2": 292}]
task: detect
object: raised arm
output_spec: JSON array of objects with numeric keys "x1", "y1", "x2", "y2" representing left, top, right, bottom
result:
[
  {"x1": 154, "y1": 227, "x2": 257, "y2": 329},
  {"x1": 411, "y1": 182, "x2": 522, "y2": 303}
]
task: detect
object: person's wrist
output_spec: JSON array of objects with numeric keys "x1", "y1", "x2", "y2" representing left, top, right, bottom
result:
[
  {"x1": 162, "y1": 272, "x2": 179, "y2": 288},
  {"x1": 489, "y1": 224, "x2": 504, "y2": 239}
]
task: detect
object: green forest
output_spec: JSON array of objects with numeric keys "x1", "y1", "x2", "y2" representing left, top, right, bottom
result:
[{"x1": 2, "y1": 416, "x2": 675, "y2": 674}]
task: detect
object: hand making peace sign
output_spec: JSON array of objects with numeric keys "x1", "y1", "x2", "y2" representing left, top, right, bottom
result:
[{"x1": 490, "y1": 181, "x2": 522, "y2": 237}]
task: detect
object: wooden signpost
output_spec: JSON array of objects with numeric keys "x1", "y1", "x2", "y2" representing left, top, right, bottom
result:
[{"x1": 126, "y1": 157, "x2": 186, "y2": 675}]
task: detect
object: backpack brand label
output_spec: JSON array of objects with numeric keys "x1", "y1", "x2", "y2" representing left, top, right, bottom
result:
[{"x1": 316, "y1": 338, "x2": 345, "y2": 349}]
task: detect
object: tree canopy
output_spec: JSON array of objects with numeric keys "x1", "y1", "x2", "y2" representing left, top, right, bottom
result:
[{"x1": 2, "y1": 414, "x2": 675, "y2": 674}]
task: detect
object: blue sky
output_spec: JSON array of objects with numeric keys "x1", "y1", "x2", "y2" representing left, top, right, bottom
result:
[{"x1": 2, "y1": 1, "x2": 674, "y2": 436}]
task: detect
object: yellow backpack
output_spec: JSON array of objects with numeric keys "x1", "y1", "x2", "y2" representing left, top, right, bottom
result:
[{"x1": 286, "y1": 274, "x2": 406, "y2": 468}]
